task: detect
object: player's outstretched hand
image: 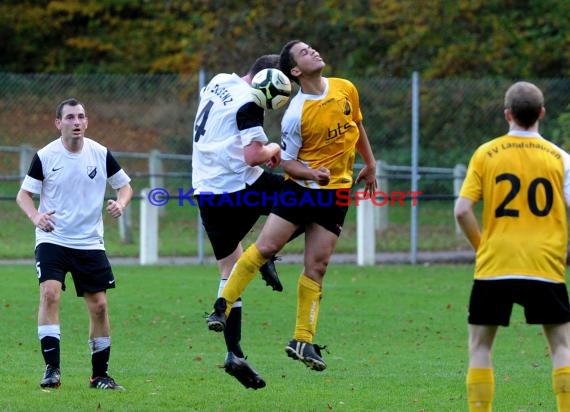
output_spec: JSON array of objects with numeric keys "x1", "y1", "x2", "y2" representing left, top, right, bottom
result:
[
  {"x1": 265, "y1": 152, "x2": 281, "y2": 169},
  {"x1": 33, "y1": 210, "x2": 56, "y2": 232},
  {"x1": 106, "y1": 199, "x2": 124, "y2": 219},
  {"x1": 355, "y1": 164, "x2": 377, "y2": 195},
  {"x1": 313, "y1": 167, "x2": 331, "y2": 186}
]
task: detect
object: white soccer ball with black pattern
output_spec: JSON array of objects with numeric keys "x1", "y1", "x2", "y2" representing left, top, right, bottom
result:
[{"x1": 251, "y1": 68, "x2": 292, "y2": 110}]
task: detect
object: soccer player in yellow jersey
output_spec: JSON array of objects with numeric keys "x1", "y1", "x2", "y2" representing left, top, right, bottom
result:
[
  {"x1": 455, "y1": 81, "x2": 570, "y2": 412},
  {"x1": 206, "y1": 39, "x2": 377, "y2": 372}
]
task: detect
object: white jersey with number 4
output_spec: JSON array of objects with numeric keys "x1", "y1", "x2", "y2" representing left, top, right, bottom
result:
[{"x1": 192, "y1": 73, "x2": 268, "y2": 194}]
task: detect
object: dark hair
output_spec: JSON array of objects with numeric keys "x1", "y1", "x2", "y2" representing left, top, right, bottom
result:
[
  {"x1": 504, "y1": 82, "x2": 544, "y2": 128},
  {"x1": 248, "y1": 55, "x2": 280, "y2": 77},
  {"x1": 279, "y1": 40, "x2": 302, "y2": 85},
  {"x1": 56, "y1": 98, "x2": 85, "y2": 119}
]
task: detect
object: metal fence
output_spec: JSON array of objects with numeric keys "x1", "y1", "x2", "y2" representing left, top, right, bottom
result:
[
  {"x1": 2, "y1": 73, "x2": 570, "y2": 261},
  {"x1": 0, "y1": 143, "x2": 467, "y2": 263},
  {"x1": 2, "y1": 73, "x2": 570, "y2": 174}
]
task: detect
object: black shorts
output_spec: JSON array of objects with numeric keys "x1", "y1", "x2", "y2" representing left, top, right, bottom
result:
[
  {"x1": 271, "y1": 180, "x2": 348, "y2": 237},
  {"x1": 468, "y1": 278, "x2": 570, "y2": 326},
  {"x1": 196, "y1": 172, "x2": 285, "y2": 260},
  {"x1": 35, "y1": 243, "x2": 115, "y2": 297}
]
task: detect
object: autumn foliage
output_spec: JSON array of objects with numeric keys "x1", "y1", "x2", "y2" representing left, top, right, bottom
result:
[{"x1": 1, "y1": 1, "x2": 570, "y2": 78}]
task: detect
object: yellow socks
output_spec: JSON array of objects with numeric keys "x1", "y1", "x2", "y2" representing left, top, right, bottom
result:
[
  {"x1": 221, "y1": 244, "x2": 267, "y2": 316},
  {"x1": 553, "y1": 366, "x2": 570, "y2": 412},
  {"x1": 466, "y1": 368, "x2": 494, "y2": 412},
  {"x1": 294, "y1": 274, "x2": 322, "y2": 343},
  {"x1": 465, "y1": 365, "x2": 570, "y2": 411}
]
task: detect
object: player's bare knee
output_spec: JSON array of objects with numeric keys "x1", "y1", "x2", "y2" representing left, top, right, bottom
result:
[
  {"x1": 40, "y1": 288, "x2": 61, "y2": 308},
  {"x1": 257, "y1": 242, "x2": 281, "y2": 259},
  {"x1": 86, "y1": 296, "x2": 108, "y2": 319},
  {"x1": 90, "y1": 304, "x2": 108, "y2": 321}
]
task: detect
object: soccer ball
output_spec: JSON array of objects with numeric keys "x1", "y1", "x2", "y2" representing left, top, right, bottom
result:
[{"x1": 251, "y1": 68, "x2": 292, "y2": 110}]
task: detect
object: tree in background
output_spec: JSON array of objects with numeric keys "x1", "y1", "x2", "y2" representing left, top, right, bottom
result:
[{"x1": 2, "y1": 0, "x2": 570, "y2": 78}]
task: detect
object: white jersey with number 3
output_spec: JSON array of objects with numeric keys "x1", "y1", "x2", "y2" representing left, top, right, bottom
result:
[{"x1": 192, "y1": 73, "x2": 268, "y2": 194}]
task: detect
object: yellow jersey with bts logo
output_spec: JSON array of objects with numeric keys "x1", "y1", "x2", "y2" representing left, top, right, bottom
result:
[{"x1": 280, "y1": 77, "x2": 363, "y2": 189}]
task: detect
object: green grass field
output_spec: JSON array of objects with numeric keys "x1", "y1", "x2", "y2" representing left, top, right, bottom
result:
[{"x1": 0, "y1": 264, "x2": 558, "y2": 411}]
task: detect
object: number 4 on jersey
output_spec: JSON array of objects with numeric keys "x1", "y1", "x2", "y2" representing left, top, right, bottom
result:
[{"x1": 193, "y1": 100, "x2": 214, "y2": 142}]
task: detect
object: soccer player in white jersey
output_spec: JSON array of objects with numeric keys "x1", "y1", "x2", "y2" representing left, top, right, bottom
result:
[
  {"x1": 192, "y1": 54, "x2": 302, "y2": 389},
  {"x1": 16, "y1": 98, "x2": 133, "y2": 390},
  {"x1": 207, "y1": 40, "x2": 377, "y2": 373},
  {"x1": 455, "y1": 82, "x2": 570, "y2": 411}
]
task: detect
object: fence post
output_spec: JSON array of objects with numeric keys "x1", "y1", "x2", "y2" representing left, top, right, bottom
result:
[
  {"x1": 149, "y1": 150, "x2": 165, "y2": 217},
  {"x1": 19, "y1": 144, "x2": 33, "y2": 180},
  {"x1": 375, "y1": 160, "x2": 389, "y2": 231},
  {"x1": 357, "y1": 198, "x2": 376, "y2": 266},
  {"x1": 149, "y1": 149, "x2": 163, "y2": 189},
  {"x1": 118, "y1": 203, "x2": 133, "y2": 244},
  {"x1": 140, "y1": 188, "x2": 158, "y2": 265},
  {"x1": 453, "y1": 163, "x2": 466, "y2": 235}
]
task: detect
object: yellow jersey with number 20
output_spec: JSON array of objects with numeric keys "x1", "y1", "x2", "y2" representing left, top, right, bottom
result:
[{"x1": 460, "y1": 131, "x2": 570, "y2": 283}]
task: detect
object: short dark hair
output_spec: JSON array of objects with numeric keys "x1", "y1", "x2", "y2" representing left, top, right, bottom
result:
[
  {"x1": 279, "y1": 40, "x2": 302, "y2": 85},
  {"x1": 504, "y1": 82, "x2": 544, "y2": 128},
  {"x1": 248, "y1": 55, "x2": 280, "y2": 77},
  {"x1": 56, "y1": 98, "x2": 84, "y2": 119}
]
